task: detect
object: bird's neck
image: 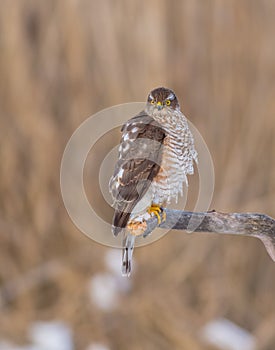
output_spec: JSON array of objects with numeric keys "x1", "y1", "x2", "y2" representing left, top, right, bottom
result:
[{"x1": 146, "y1": 108, "x2": 188, "y2": 135}]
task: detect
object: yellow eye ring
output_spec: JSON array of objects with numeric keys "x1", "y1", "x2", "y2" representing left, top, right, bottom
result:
[
  {"x1": 166, "y1": 100, "x2": 171, "y2": 106},
  {"x1": 151, "y1": 100, "x2": 155, "y2": 104}
]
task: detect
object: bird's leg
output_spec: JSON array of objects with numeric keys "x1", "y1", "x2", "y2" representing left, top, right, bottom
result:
[
  {"x1": 127, "y1": 204, "x2": 166, "y2": 236},
  {"x1": 127, "y1": 218, "x2": 148, "y2": 236},
  {"x1": 147, "y1": 204, "x2": 166, "y2": 225}
]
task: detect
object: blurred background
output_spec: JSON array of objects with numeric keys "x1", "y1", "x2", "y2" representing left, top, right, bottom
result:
[{"x1": 1, "y1": 0, "x2": 275, "y2": 349}]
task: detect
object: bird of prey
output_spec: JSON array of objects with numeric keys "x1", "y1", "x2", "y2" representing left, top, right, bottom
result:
[{"x1": 109, "y1": 87, "x2": 198, "y2": 276}]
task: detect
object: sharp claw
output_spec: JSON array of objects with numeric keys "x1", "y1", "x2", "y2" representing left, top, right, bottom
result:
[
  {"x1": 147, "y1": 204, "x2": 166, "y2": 225},
  {"x1": 156, "y1": 212, "x2": 161, "y2": 224}
]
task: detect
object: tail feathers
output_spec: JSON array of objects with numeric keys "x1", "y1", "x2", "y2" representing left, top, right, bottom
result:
[{"x1": 122, "y1": 233, "x2": 135, "y2": 277}]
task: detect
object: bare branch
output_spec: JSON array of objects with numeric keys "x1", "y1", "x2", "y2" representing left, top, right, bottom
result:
[{"x1": 142, "y1": 209, "x2": 275, "y2": 262}]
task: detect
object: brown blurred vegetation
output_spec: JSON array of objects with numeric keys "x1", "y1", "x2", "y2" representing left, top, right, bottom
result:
[{"x1": 0, "y1": 0, "x2": 275, "y2": 349}]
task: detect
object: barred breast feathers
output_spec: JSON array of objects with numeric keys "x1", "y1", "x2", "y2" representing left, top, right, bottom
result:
[{"x1": 147, "y1": 107, "x2": 198, "y2": 204}]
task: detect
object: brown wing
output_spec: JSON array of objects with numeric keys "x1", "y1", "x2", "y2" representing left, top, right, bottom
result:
[{"x1": 109, "y1": 111, "x2": 166, "y2": 236}]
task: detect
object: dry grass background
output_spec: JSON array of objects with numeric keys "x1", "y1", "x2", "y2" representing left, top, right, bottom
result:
[{"x1": 0, "y1": 0, "x2": 275, "y2": 349}]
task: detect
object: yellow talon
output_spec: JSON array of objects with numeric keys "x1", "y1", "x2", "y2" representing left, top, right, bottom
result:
[{"x1": 147, "y1": 204, "x2": 165, "y2": 225}]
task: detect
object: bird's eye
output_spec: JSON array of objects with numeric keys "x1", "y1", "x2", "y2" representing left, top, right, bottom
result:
[
  {"x1": 150, "y1": 99, "x2": 155, "y2": 104},
  {"x1": 166, "y1": 100, "x2": 171, "y2": 106}
]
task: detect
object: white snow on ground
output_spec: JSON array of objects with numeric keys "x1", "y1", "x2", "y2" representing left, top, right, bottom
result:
[
  {"x1": 104, "y1": 249, "x2": 124, "y2": 276},
  {"x1": 88, "y1": 249, "x2": 132, "y2": 312},
  {"x1": 104, "y1": 249, "x2": 132, "y2": 292},
  {"x1": 29, "y1": 321, "x2": 73, "y2": 350},
  {"x1": 2, "y1": 250, "x2": 134, "y2": 349},
  {"x1": 0, "y1": 322, "x2": 73, "y2": 350},
  {"x1": 88, "y1": 273, "x2": 119, "y2": 311},
  {"x1": 200, "y1": 318, "x2": 257, "y2": 350}
]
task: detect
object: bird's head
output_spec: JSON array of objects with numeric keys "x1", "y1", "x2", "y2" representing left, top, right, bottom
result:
[{"x1": 146, "y1": 87, "x2": 180, "y2": 111}]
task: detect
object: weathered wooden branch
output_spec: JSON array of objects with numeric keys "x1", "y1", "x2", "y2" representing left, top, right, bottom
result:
[{"x1": 142, "y1": 209, "x2": 275, "y2": 262}]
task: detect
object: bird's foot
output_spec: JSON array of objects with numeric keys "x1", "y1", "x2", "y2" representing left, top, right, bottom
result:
[
  {"x1": 147, "y1": 204, "x2": 166, "y2": 225},
  {"x1": 127, "y1": 219, "x2": 147, "y2": 236}
]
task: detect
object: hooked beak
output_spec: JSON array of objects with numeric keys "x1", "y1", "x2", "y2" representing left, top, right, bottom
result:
[{"x1": 156, "y1": 101, "x2": 163, "y2": 110}]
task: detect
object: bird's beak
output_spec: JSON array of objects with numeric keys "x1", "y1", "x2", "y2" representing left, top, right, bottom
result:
[{"x1": 156, "y1": 101, "x2": 163, "y2": 110}]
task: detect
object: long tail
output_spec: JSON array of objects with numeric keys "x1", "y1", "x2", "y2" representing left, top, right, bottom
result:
[{"x1": 122, "y1": 231, "x2": 136, "y2": 277}]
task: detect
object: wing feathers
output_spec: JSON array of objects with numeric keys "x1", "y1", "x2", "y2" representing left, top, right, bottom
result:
[{"x1": 109, "y1": 111, "x2": 166, "y2": 235}]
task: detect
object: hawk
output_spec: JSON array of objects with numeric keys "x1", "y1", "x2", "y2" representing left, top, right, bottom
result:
[{"x1": 109, "y1": 87, "x2": 198, "y2": 276}]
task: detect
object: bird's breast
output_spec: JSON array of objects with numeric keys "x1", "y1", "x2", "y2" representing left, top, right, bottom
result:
[
  {"x1": 150, "y1": 111, "x2": 197, "y2": 205},
  {"x1": 152, "y1": 134, "x2": 187, "y2": 205}
]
